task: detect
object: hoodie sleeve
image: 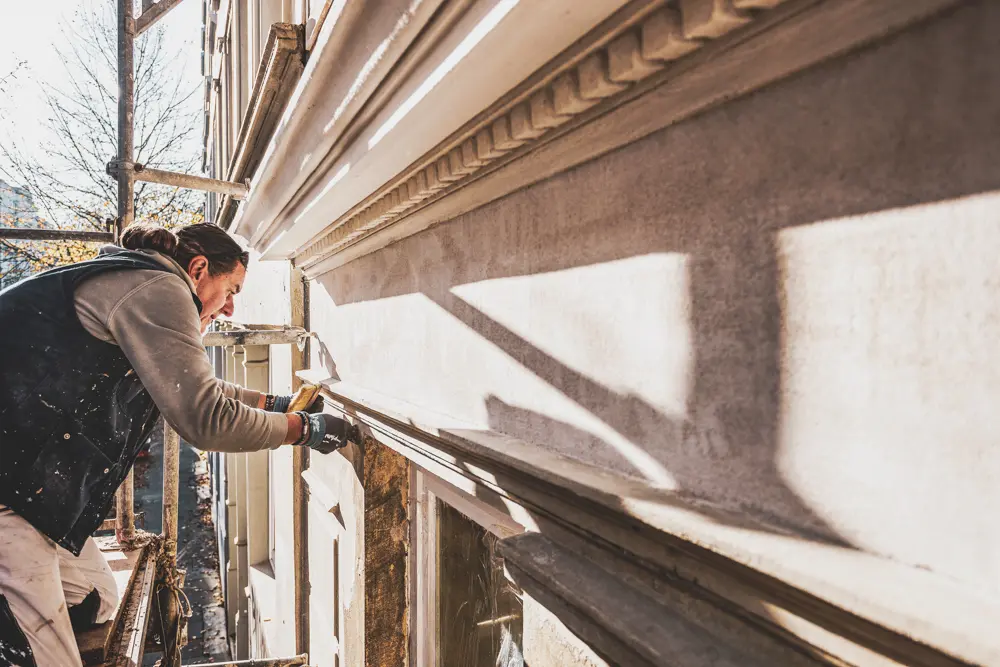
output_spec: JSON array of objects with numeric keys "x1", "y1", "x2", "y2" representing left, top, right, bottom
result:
[
  {"x1": 98, "y1": 272, "x2": 287, "y2": 452},
  {"x1": 219, "y1": 379, "x2": 263, "y2": 408}
]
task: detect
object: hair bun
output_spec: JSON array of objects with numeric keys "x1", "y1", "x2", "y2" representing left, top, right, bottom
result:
[{"x1": 120, "y1": 223, "x2": 178, "y2": 256}]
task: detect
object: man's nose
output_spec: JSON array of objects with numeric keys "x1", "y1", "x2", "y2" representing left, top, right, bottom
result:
[{"x1": 222, "y1": 296, "x2": 235, "y2": 317}]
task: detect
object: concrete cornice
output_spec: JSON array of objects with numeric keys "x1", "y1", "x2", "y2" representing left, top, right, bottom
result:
[
  {"x1": 289, "y1": 0, "x2": 964, "y2": 278},
  {"x1": 234, "y1": 0, "x2": 644, "y2": 258}
]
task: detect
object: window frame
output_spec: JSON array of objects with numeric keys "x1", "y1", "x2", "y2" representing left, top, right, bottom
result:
[{"x1": 410, "y1": 468, "x2": 525, "y2": 667}]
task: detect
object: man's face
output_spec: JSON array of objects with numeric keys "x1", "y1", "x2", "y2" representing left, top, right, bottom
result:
[{"x1": 186, "y1": 256, "x2": 246, "y2": 332}]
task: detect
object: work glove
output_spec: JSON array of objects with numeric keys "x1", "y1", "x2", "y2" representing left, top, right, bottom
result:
[
  {"x1": 265, "y1": 393, "x2": 324, "y2": 414},
  {"x1": 292, "y1": 410, "x2": 361, "y2": 455}
]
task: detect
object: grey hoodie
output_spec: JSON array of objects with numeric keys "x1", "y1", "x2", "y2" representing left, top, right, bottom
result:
[{"x1": 71, "y1": 245, "x2": 286, "y2": 452}]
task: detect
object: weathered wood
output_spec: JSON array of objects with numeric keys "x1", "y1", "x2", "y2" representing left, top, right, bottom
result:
[
  {"x1": 202, "y1": 326, "x2": 309, "y2": 347},
  {"x1": 102, "y1": 543, "x2": 158, "y2": 667},
  {"x1": 159, "y1": 422, "x2": 182, "y2": 667},
  {"x1": 99, "y1": 511, "x2": 144, "y2": 533},
  {"x1": 135, "y1": 0, "x2": 187, "y2": 36},
  {"x1": 179, "y1": 656, "x2": 309, "y2": 667},
  {"x1": 131, "y1": 164, "x2": 249, "y2": 199},
  {"x1": 116, "y1": 0, "x2": 135, "y2": 234},
  {"x1": 289, "y1": 266, "x2": 311, "y2": 656},
  {"x1": 0, "y1": 228, "x2": 114, "y2": 243},
  {"x1": 115, "y1": 470, "x2": 136, "y2": 546},
  {"x1": 364, "y1": 441, "x2": 409, "y2": 667}
]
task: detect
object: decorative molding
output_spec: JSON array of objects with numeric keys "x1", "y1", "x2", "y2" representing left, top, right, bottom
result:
[
  {"x1": 302, "y1": 373, "x2": 993, "y2": 667},
  {"x1": 217, "y1": 23, "x2": 305, "y2": 230},
  {"x1": 229, "y1": 0, "x2": 456, "y2": 250},
  {"x1": 293, "y1": 0, "x2": 788, "y2": 272},
  {"x1": 501, "y1": 532, "x2": 766, "y2": 667},
  {"x1": 294, "y1": 0, "x2": 964, "y2": 277}
]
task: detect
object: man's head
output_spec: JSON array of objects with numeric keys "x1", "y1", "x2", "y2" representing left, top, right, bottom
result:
[{"x1": 121, "y1": 222, "x2": 250, "y2": 332}]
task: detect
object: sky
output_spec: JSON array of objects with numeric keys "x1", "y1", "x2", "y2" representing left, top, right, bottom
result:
[{"x1": 0, "y1": 0, "x2": 203, "y2": 184}]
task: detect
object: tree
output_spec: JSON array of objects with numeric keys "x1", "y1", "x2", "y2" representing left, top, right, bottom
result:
[
  {"x1": 0, "y1": 0, "x2": 204, "y2": 283},
  {"x1": 0, "y1": 60, "x2": 26, "y2": 102}
]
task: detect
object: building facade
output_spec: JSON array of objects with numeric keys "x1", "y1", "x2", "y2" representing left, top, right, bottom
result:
[
  {"x1": 201, "y1": 1, "x2": 1000, "y2": 666},
  {"x1": 0, "y1": 178, "x2": 44, "y2": 288}
]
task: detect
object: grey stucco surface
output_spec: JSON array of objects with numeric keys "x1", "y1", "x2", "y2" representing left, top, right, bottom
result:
[{"x1": 310, "y1": 1, "x2": 1000, "y2": 592}]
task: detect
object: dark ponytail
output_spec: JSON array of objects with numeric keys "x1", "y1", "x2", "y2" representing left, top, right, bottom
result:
[{"x1": 121, "y1": 222, "x2": 249, "y2": 275}]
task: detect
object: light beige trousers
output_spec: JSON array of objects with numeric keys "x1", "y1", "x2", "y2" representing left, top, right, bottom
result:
[{"x1": 0, "y1": 506, "x2": 118, "y2": 667}]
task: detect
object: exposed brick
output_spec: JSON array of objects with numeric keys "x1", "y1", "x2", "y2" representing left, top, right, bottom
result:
[{"x1": 364, "y1": 440, "x2": 409, "y2": 667}]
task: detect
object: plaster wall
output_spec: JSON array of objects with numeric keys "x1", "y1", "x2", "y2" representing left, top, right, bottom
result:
[
  {"x1": 306, "y1": 3, "x2": 999, "y2": 596},
  {"x1": 229, "y1": 255, "x2": 298, "y2": 656}
]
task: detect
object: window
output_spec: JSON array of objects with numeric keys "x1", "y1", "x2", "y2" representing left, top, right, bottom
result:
[
  {"x1": 437, "y1": 500, "x2": 524, "y2": 667},
  {"x1": 412, "y1": 472, "x2": 526, "y2": 667}
]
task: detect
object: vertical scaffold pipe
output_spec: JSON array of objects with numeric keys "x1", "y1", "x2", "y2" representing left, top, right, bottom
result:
[
  {"x1": 159, "y1": 420, "x2": 183, "y2": 667},
  {"x1": 163, "y1": 420, "x2": 180, "y2": 562},
  {"x1": 117, "y1": 0, "x2": 135, "y2": 232},
  {"x1": 115, "y1": 472, "x2": 135, "y2": 546},
  {"x1": 114, "y1": 0, "x2": 137, "y2": 545}
]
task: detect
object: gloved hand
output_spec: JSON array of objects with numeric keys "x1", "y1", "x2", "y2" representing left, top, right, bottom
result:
[
  {"x1": 265, "y1": 393, "x2": 324, "y2": 414},
  {"x1": 292, "y1": 410, "x2": 361, "y2": 455}
]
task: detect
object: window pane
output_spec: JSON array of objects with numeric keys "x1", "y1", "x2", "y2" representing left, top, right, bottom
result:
[{"x1": 437, "y1": 500, "x2": 524, "y2": 667}]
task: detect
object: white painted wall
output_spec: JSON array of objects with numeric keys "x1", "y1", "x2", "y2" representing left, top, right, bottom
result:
[{"x1": 303, "y1": 3, "x2": 1000, "y2": 597}]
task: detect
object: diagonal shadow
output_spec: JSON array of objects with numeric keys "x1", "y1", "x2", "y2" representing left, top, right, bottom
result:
[
  {"x1": 428, "y1": 289, "x2": 847, "y2": 544},
  {"x1": 315, "y1": 0, "x2": 1000, "y2": 554}
]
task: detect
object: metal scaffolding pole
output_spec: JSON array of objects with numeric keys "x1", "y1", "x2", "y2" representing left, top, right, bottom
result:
[
  {"x1": 159, "y1": 421, "x2": 183, "y2": 667},
  {"x1": 163, "y1": 421, "x2": 180, "y2": 561},
  {"x1": 0, "y1": 229, "x2": 115, "y2": 243},
  {"x1": 133, "y1": 163, "x2": 249, "y2": 199},
  {"x1": 116, "y1": 0, "x2": 135, "y2": 233},
  {"x1": 114, "y1": 0, "x2": 137, "y2": 549}
]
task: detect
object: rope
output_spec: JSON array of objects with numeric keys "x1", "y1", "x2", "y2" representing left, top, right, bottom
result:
[{"x1": 155, "y1": 547, "x2": 193, "y2": 666}]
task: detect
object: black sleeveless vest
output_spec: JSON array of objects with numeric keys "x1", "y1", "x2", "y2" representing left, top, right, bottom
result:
[{"x1": 0, "y1": 251, "x2": 199, "y2": 555}]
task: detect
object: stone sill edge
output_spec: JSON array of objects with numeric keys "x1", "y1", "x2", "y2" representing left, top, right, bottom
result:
[{"x1": 297, "y1": 370, "x2": 997, "y2": 667}]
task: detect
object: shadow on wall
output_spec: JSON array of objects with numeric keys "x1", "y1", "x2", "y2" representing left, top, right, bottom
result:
[{"x1": 318, "y1": 3, "x2": 1000, "y2": 544}]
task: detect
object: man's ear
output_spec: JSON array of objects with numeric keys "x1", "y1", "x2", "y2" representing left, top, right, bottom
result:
[{"x1": 187, "y1": 255, "x2": 209, "y2": 282}]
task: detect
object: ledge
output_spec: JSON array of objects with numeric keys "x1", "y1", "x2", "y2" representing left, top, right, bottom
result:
[
  {"x1": 217, "y1": 23, "x2": 305, "y2": 230},
  {"x1": 223, "y1": 0, "x2": 962, "y2": 274},
  {"x1": 233, "y1": 0, "x2": 644, "y2": 259},
  {"x1": 300, "y1": 371, "x2": 998, "y2": 667}
]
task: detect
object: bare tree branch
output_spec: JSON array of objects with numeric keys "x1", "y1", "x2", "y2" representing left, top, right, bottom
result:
[{"x1": 0, "y1": 0, "x2": 203, "y2": 280}]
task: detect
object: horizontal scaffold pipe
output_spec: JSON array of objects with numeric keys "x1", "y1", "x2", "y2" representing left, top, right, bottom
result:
[
  {"x1": 136, "y1": 0, "x2": 186, "y2": 36},
  {"x1": 132, "y1": 164, "x2": 249, "y2": 199},
  {"x1": 0, "y1": 228, "x2": 115, "y2": 243},
  {"x1": 202, "y1": 327, "x2": 310, "y2": 347},
  {"x1": 181, "y1": 655, "x2": 310, "y2": 666}
]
